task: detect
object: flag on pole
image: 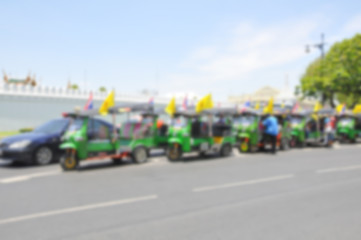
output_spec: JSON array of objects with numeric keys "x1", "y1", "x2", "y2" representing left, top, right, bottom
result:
[
  {"x1": 353, "y1": 104, "x2": 361, "y2": 114},
  {"x1": 313, "y1": 101, "x2": 323, "y2": 112},
  {"x1": 336, "y1": 103, "x2": 346, "y2": 114},
  {"x1": 165, "y1": 97, "x2": 176, "y2": 116},
  {"x1": 195, "y1": 94, "x2": 214, "y2": 113},
  {"x1": 254, "y1": 101, "x2": 260, "y2": 110},
  {"x1": 292, "y1": 102, "x2": 299, "y2": 113},
  {"x1": 182, "y1": 95, "x2": 188, "y2": 110},
  {"x1": 263, "y1": 97, "x2": 274, "y2": 114},
  {"x1": 99, "y1": 90, "x2": 115, "y2": 115},
  {"x1": 84, "y1": 92, "x2": 93, "y2": 110}
]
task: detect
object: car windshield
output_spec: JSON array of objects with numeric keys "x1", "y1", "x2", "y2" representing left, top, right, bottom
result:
[
  {"x1": 33, "y1": 119, "x2": 69, "y2": 134},
  {"x1": 234, "y1": 115, "x2": 255, "y2": 126},
  {"x1": 67, "y1": 118, "x2": 84, "y2": 132}
]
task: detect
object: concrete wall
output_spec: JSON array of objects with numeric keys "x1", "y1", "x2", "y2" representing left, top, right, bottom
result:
[{"x1": 0, "y1": 84, "x2": 169, "y2": 131}]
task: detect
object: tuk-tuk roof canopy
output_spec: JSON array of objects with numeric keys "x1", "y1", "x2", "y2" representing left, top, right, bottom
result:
[
  {"x1": 108, "y1": 103, "x2": 154, "y2": 114},
  {"x1": 236, "y1": 108, "x2": 261, "y2": 116},
  {"x1": 315, "y1": 108, "x2": 335, "y2": 115},
  {"x1": 173, "y1": 109, "x2": 200, "y2": 118},
  {"x1": 203, "y1": 107, "x2": 239, "y2": 116},
  {"x1": 64, "y1": 108, "x2": 101, "y2": 118}
]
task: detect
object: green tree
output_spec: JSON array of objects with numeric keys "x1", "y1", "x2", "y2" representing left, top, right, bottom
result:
[{"x1": 298, "y1": 33, "x2": 361, "y2": 108}]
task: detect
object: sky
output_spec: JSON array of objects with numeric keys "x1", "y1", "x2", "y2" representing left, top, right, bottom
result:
[{"x1": 1, "y1": 0, "x2": 361, "y2": 102}]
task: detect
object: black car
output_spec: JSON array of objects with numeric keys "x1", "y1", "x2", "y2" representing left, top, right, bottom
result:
[{"x1": 0, "y1": 118, "x2": 70, "y2": 165}]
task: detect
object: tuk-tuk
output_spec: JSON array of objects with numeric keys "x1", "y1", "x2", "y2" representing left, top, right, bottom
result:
[
  {"x1": 289, "y1": 110, "x2": 310, "y2": 147},
  {"x1": 108, "y1": 103, "x2": 170, "y2": 164},
  {"x1": 234, "y1": 108, "x2": 262, "y2": 152},
  {"x1": 260, "y1": 110, "x2": 292, "y2": 151},
  {"x1": 60, "y1": 108, "x2": 120, "y2": 170},
  {"x1": 166, "y1": 108, "x2": 236, "y2": 161},
  {"x1": 336, "y1": 113, "x2": 361, "y2": 143},
  {"x1": 304, "y1": 109, "x2": 335, "y2": 147}
]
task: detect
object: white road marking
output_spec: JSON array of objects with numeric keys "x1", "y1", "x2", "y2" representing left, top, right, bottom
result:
[
  {"x1": 0, "y1": 194, "x2": 158, "y2": 225},
  {"x1": 0, "y1": 170, "x2": 60, "y2": 184},
  {"x1": 192, "y1": 174, "x2": 294, "y2": 192},
  {"x1": 316, "y1": 164, "x2": 361, "y2": 174}
]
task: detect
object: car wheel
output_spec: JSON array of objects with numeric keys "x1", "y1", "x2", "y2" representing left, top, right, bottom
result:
[
  {"x1": 132, "y1": 146, "x2": 148, "y2": 164},
  {"x1": 60, "y1": 151, "x2": 79, "y2": 171},
  {"x1": 34, "y1": 146, "x2": 53, "y2": 165}
]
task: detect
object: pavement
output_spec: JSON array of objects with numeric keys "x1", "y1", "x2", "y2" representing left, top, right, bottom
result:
[{"x1": 1, "y1": 144, "x2": 361, "y2": 240}]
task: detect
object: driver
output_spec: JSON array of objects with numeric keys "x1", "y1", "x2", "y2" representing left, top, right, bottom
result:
[{"x1": 262, "y1": 113, "x2": 279, "y2": 154}]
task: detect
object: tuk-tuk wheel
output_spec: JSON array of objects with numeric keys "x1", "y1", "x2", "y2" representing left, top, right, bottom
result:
[
  {"x1": 132, "y1": 147, "x2": 148, "y2": 164},
  {"x1": 220, "y1": 143, "x2": 232, "y2": 157},
  {"x1": 239, "y1": 141, "x2": 249, "y2": 153},
  {"x1": 167, "y1": 143, "x2": 182, "y2": 161},
  {"x1": 60, "y1": 153, "x2": 78, "y2": 171}
]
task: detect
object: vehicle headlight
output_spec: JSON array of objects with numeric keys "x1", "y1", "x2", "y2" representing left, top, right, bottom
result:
[{"x1": 8, "y1": 140, "x2": 31, "y2": 149}]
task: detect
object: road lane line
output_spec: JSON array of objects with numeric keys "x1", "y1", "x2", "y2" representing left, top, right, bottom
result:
[
  {"x1": 0, "y1": 194, "x2": 158, "y2": 225},
  {"x1": 192, "y1": 174, "x2": 294, "y2": 193},
  {"x1": 316, "y1": 164, "x2": 361, "y2": 174},
  {"x1": 0, "y1": 170, "x2": 61, "y2": 184}
]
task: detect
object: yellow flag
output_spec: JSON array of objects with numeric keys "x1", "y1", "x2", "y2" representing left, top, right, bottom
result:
[
  {"x1": 165, "y1": 97, "x2": 176, "y2": 116},
  {"x1": 336, "y1": 103, "x2": 345, "y2": 114},
  {"x1": 254, "y1": 101, "x2": 260, "y2": 110},
  {"x1": 196, "y1": 94, "x2": 214, "y2": 113},
  {"x1": 263, "y1": 97, "x2": 274, "y2": 114},
  {"x1": 353, "y1": 104, "x2": 361, "y2": 114},
  {"x1": 99, "y1": 90, "x2": 115, "y2": 115},
  {"x1": 313, "y1": 102, "x2": 322, "y2": 112}
]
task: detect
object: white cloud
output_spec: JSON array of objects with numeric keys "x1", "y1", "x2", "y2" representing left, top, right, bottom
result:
[
  {"x1": 163, "y1": 17, "x2": 321, "y2": 95},
  {"x1": 160, "y1": 12, "x2": 361, "y2": 101}
]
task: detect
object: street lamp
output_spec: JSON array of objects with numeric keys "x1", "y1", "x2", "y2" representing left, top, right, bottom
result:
[{"x1": 305, "y1": 33, "x2": 326, "y2": 59}]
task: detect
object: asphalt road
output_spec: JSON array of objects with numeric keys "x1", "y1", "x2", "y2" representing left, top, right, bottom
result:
[{"x1": 1, "y1": 144, "x2": 361, "y2": 240}]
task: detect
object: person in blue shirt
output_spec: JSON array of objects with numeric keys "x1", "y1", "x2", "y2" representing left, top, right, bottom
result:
[{"x1": 262, "y1": 114, "x2": 279, "y2": 153}]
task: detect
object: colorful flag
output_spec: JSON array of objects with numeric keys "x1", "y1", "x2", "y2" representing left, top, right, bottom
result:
[
  {"x1": 313, "y1": 101, "x2": 322, "y2": 112},
  {"x1": 263, "y1": 97, "x2": 274, "y2": 114},
  {"x1": 196, "y1": 94, "x2": 214, "y2": 113},
  {"x1": 292, "y1": 102, "x2": 299, "y2": 113},
  {"x1": 353, "y1": 104, "x2": 361, "y2": 114},
  {"x1": 84, "y1": 92, "x2": 93, "y2": 110},
  {"x1": 182, "y1": 95, "x2": 188, "y2": 110},
  {"x1": 99, "y1": 90, "x2": 115, "y2": 115},
  {"x1": 254, "y1": 101, "x2": 260, "y2": 110},
  {"x1": 336, "y1": 103, "x2": 346, "y2": 114},
  {"x1": 165, "y1": 97, "x2": 176, "y2": 116}
]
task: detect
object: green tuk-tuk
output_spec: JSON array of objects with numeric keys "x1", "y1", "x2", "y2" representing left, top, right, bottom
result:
[
  {"x1": 336, "y1": 113, "x2": 361, "y2": 143},
  {"x1": 304, "y1": 109, "x2": 335, "y2": 147},
  {"x1": 259, "y1": 110, "x2": 291, "y2": 151},
  {"x1": 234, "y1": 108, "x2": 262, "y2": 152},
  {"x1": 108, "y1": 103, "x2": 170, "y2": 163},
  {"x1": 166, "y1": 108, "x2": 236, "y2": 161},
  {"x1": 60, "y1": 108, "x2": 120, "y2": 170},
  {"x1": 289, "y1": 110, "x2": 310, "y2": 147},
  {"x1": 235, "y1": 109, "x2": 291, "y2": 152}
]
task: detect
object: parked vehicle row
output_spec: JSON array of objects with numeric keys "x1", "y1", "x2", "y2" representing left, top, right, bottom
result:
[{"x1": 1, "y1": 103, "x2": 361, "y2": 169}]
